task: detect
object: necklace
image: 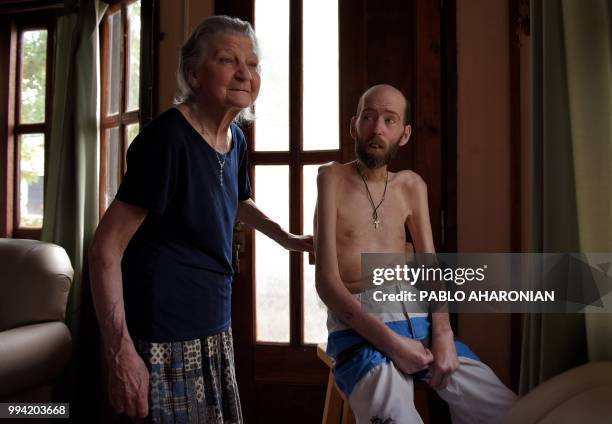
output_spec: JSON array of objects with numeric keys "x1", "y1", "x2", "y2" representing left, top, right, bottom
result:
[
  {"x1": 356, "y1": 163, "x2": 388, "y2": 229},
  {"x1": 186, "y1": 105, "x2": 230, "y2": 187},
  {"x1": 215, "y1": 151, "x2": 227, "y2": 187}
]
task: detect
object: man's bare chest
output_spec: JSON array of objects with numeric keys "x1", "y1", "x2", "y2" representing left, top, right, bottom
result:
[{"x1": 336, "y1": 188, "x2": 409, "y2": 242}]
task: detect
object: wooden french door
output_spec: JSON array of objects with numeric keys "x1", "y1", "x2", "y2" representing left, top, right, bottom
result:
[{"x1": 217, "y1": 0, "x2": 449, "y2": 422}]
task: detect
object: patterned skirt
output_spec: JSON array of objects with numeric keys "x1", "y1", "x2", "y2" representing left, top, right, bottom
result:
[{"x1": 135, "y1": 328, "x2": 242, "y2": 424}]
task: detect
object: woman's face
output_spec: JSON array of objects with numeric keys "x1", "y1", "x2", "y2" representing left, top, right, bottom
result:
[{"x1": 191, "y1": 33, "x2": 261, "y2": 111}]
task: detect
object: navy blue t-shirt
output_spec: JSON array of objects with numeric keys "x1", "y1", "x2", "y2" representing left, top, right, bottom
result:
[{"x1": 116, "y1": 108, "x2": 252, "y2": 342}]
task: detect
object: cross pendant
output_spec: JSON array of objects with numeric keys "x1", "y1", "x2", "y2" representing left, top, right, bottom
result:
[{"x1": 374, "y1": 218, "x2": 380, "y2": 229}]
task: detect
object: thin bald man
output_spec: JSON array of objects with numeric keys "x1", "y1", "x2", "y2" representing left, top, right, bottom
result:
[{"x1": 314, "y1": 85, "x2": 517, "y2": 423}]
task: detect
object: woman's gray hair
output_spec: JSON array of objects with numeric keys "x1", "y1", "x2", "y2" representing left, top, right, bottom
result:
[{"x1": 175, "y1": 15, "x2": 259, "y2": 125}]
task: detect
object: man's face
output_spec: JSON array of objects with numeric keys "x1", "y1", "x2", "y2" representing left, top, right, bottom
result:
[
  {"x1": 351, "y1": 87, "x2": 411, "y2": 169},
  {"x1": 354, "y1": 131, "x2": 404, "y2": 169}
]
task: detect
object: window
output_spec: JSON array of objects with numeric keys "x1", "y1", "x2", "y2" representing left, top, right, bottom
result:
[
  {"x1": 99, "y1": 0, "x2": 141, "y2": 214},
  {"x1": 1, "y1": 16, "x2": 54, "y2": 239},
  {"x1": 252, "y1": 0, "x2": 340, "y2": 347}
]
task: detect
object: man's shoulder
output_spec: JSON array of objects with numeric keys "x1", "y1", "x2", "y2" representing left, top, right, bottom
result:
[
  {"x1": 395, "y1": 169, "x2": 427, "y2": 189},
  {"x1": 316, "y1": 161, "x2": 349, "y2": 180},
  {"x1": 394, "y1": 169, "x2": 428, "y2": 198},
  {"x1": 318, "y1": 161, "x2": 344, "y2": 171}
]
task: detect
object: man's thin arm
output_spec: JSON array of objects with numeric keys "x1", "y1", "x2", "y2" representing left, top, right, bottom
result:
[
  {"x1": 406, "y1": 174, "x2": 457, "y2": 389},
  {"x1": 406, "y1": 176, "x2": 452, "y2": 334}
]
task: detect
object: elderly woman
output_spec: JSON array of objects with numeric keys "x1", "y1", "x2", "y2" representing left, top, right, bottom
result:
[{"x1": 89, "y1": 16, "x2": 311, "y2": 423}]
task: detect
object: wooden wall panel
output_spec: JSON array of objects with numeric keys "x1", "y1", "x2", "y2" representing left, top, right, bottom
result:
[{"x1": 157, "y1": 0, "x2": 214, "y2": 110}]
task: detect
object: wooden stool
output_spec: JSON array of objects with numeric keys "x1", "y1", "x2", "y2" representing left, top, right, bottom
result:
[{"x1": 317, "y1": 343, "x2": 356, "y2": 424}]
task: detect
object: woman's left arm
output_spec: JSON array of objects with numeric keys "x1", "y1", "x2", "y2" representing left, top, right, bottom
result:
[{"x1": 237, "y1": 198, "x2": 313, "y2": 253}]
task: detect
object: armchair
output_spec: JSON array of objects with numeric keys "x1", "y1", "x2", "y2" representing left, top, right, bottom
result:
[{"x1": 0, "y1": 239, "x2": 73, "y2": 401}]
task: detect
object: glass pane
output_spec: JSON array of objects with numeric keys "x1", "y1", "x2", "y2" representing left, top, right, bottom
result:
[
  {"x1": 255, "y1": 165, "x2": 290, "y2": 342},
  {"x1": 18, "y1": 134, "x2": 45, "y2": 228},
  {"x1": 125, "y1": 123, "x2": 140, "y2": 149},
  {"x1": 303, "y1": 0, "x2": 339, "y2": 151},
  {"x1": 303, "y1": 165, "x2": 327, "y2": 344},
  {"x1": 126, "y1": 122, "x2": 139, "y2": 147},
  {"x1": 254, "y1": 0, "x2": 289, "y2": 151},
  {"x1": 127, "y1": 1, "x2": 141, "y2": 111},
  {"x1": 105, "y1": 127, "x2": 121, "y2": 208},
  {"x1": 125, "y1": 123, "x2": 139, "y2": 176},
  {"x1": 108, "y1": 11, "x2": 122, "y2": 115},
  {"x1": 19, "y1": 30, "x2": 47, "y2": 124}
]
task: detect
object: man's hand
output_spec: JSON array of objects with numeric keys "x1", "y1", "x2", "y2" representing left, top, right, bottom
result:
[
  {"x1": 388, "y1": 333, "x2": 434, "y2": 375},
  {"x1": 428, "y1": 329, "x2": 459, "y2": 390},
  {"x1": 283, "y1": 233, "x2": 314, "y2": 253},
  {"x1": 105, "y1": 341, "x2": 150, "y2": 418}
]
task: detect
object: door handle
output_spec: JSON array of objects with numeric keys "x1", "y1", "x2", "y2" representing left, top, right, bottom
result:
[{"x1": 233, "y1": 221, "x2": 246, "y2": 274}]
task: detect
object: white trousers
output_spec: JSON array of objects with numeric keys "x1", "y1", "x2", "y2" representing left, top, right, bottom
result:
[{"x1": 348, "y1": 356, "x2": 518, "y2": 424}]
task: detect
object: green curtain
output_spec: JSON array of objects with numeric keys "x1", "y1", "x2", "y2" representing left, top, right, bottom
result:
[
  {"x1": 43, "y1": 0, "x2": 106, "y2": 341},
  {"x1": 561, "y1": 0, "x2": 612, "y2": 361},
  {"x1": 520, "y1": 0, "x2": 612, "y2": 394},
  {"x1": 42, "y1": 0, "x2": 107, "y2": 418}
]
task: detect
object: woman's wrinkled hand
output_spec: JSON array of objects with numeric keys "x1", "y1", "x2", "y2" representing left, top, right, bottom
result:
[{"x1": 106, "y1": 341, "x2": 150, "y2": 419}]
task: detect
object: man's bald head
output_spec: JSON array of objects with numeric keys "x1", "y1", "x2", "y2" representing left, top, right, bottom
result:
[{"x1": 355, "y1": 84, "x2": 411, "y2": 126}]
